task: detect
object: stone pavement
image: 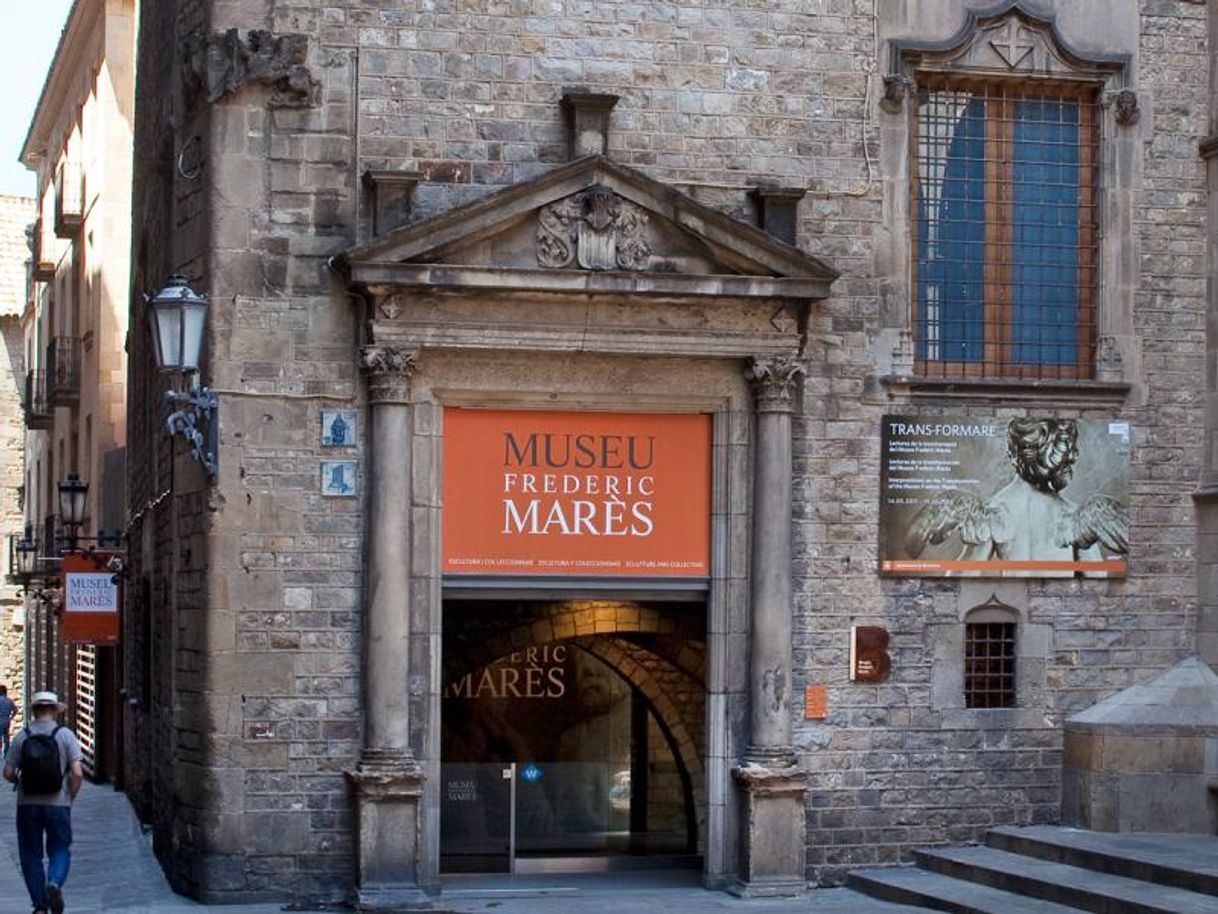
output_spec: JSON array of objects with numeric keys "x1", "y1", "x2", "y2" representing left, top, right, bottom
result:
[
  {"x1": 0, "y1": 780, "x2": 287, "y2": 914},
  {"x1": 0, "y1": 778, "x2": 926, "y2": 913}
]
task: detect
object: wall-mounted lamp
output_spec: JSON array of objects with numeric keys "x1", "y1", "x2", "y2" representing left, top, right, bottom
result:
[
  {"x1": 147, "y1": 275, "x2": 218, "y2": 477},
  {"x1": 13, "y1": 528, "x2": 37, "y2": 579},
  {"x1": 57, "y1": 473, "x2": 88, "y2": 550},
  {"x1": 8, "y1": 527, "x2": 57, "y2": 603}
]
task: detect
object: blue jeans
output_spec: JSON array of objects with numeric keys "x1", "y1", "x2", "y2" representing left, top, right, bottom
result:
[{"x1": 16, "y1": 804, "x2": 72, "y2": 910}]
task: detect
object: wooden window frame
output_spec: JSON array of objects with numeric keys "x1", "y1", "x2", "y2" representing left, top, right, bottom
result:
[{"x1": 912, "y1": 76, "x2": 1099, "y2": 381}]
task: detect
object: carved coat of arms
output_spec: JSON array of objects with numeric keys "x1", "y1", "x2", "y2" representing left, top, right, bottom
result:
[{"x1": 537, "y1": 186, "x2": 651, "y2": 271}]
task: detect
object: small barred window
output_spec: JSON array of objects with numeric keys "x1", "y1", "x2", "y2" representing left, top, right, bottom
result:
[{"x1": 964, "y1": 620, "x2": 1017, "y2": 709}]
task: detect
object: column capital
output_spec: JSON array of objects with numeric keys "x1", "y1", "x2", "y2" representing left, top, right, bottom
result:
[
  {"x1": 746, "y1": 356, "x2": 805, "y2": 413},
  {"x1": 360, "y1": 345, "x2": 418, "y2": 404}
]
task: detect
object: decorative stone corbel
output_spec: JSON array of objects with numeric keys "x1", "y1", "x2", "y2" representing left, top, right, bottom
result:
[
  {"x1": 182, "y1": 28, "x2": 320, "y2": 110},
  {"x1": 880, "y1": 74, "x2": 913, "y2": 114},
  {"x1": 1102, "y1": 88, "x2": 1140, "y2": 127}
]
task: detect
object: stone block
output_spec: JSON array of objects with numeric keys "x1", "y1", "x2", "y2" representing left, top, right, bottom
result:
[
  {"x1": 209, "y1": 653, "x2": 296, "y2": 695},
  {"x1": 1117, "y1": 772, "x2": 1218, "y2": 833}
]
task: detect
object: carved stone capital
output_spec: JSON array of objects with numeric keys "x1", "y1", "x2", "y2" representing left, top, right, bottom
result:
[
  {"x1": 360, "y1": 346, "x2": 418, "y2": 405},
  {"x1": 746, "y1": 356, "x2": 805, "y2": 413},
  {"x1": 183, "y1": 28, "x2": 320, "y2": 110}
]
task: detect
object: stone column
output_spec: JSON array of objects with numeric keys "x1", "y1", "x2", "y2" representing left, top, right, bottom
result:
[
  {"x1": 731, "y1": 355, "x2": 808, "y2": 897},
  {"x1": 347, "y1": 345, "x2": 430, "y2": 910}
]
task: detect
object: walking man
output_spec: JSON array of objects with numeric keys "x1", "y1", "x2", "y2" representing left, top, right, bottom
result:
[
  {"x1": 0, "y1": 684, "x2": 16, "y2": 754},
  {"x1": 3, "y1": 691, "x2": 83, "y2": 914}
]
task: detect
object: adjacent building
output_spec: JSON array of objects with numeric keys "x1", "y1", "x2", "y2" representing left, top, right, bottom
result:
[
  {"x1": 0, "y1": 195, "x2": 34, "y2": 724},
  {"x1": 17, "y1": 0, "x2": 137, "y2": 781},
  {"x1": 121, "y1": 0, "x2": 1217, "y2": 908}
]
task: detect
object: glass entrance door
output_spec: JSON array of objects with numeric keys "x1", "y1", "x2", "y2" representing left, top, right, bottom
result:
[{"x1": 440, "y1": 762, "x2": 513, "y2": 873}]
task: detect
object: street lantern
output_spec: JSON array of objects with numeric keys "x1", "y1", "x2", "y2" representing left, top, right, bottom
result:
[
  {"x1": 147, "y1": 274, "x2": 208, "y2": 373},
  {"x1": 58, "y1": 474, "x2": 89, "y2": 529},
  {"x1": 14, "y1": 529, "x2": 37, "y2": 578},
  {"x1": 146, "y1": 275, "x2": 219, "y2": 477}
]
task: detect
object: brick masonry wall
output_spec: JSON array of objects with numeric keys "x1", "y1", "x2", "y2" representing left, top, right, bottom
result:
[{"x1": 123, "y1": 0, "x2": 1211, "y2": 900}]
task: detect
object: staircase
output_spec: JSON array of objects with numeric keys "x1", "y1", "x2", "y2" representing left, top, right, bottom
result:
[{"x1": 848, "y1": 825, "x2": 1218, "y2": 914}]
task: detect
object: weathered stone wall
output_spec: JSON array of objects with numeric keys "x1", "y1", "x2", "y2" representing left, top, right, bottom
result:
[
  {"x1": 124, "y1": 0, "x2": 218, "y2": 898},
  {"x1": 799, "y1": 0, "x2": 1209, "y2": 883},
  {"x1": 0, "y1": 315, "x2": 25, "y2": 730},
  {"x1": 122, "y1": 0, "x2": 1211, "y2": 900},
  {"x1": 0, "y1": 194, "x2": 33, "y2": 733}
]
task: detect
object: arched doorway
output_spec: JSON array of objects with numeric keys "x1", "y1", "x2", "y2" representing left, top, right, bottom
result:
[{"x1": 440, "y1": 599, "x2": 705, "y2": 873}]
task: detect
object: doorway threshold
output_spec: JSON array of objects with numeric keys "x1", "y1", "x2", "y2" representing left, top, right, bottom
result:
[{"x1": 442, "y1": 860, "x2": 702, "y2": 897}]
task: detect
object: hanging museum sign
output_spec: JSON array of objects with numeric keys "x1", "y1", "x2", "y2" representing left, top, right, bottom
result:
[
  {"x1": 61, "y1": 552, "x2": 121, "y2": 644},
  {"x1": 879, "y1": 415, "x2": 1131, "y2": 578},
  {"x1": 443, "y1": 408, "x2": 711, "y2": 577}
]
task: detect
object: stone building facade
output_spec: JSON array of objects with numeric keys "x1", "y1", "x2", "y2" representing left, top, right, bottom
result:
[
  {"x1": 122, "y1": 0, "x2": 1214, "y2": 907},
  {"x1": 19, "y1": 0, "x2": 137, "y2": 779},
  {"x1": 0, "y1": 195, "x2": 34, "y2": 727}
]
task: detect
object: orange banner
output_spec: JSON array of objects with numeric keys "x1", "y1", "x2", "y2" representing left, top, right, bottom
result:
[
  {"x1": 61, "y1": 552, "x2": 121, "y2": 645},
  {"x1": 881, "y1": 559, "x2": 1127, "y2": 574},
  {"x1": 443, "y1": 409, "x2": 711, "y2": 577}
]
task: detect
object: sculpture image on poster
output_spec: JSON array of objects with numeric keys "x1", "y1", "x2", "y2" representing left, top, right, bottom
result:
[{"x1": 879, "y1": 416, "x2": 1130, "y2": 577}]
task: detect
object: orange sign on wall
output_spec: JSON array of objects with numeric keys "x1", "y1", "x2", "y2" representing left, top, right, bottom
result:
[
  {"x1": 443, "y1": 409, "x2": 712, "y2": 577},
  {"x1": 61, "y1": 552, "x2": 120, "y2": 645}
]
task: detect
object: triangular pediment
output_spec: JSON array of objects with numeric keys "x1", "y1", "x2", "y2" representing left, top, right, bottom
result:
[{"x1": 340, "y1": 156, "x2": 836, "y2": 301}]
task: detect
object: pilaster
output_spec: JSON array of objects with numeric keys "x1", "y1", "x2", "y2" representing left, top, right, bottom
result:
[
  {"x1": 348, "y1": 345, "x2": 432, "y2": 908},
  {"x1": 730, "y1": 355, "x2": 808, "y2": 897}
]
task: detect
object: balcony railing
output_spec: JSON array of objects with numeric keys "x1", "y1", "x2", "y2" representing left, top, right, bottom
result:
[
  {"x1": 30, "y1": 217, "x2": 54, "y2": 281},
  {"x1": 53, "y1": 160, "x2": 83, "y2": 237},
  {"x1": 22, "y1": 371, "x2": 51, "y2": 429},
  {"x1": 45, "y1": 336, "x2": 81, "y2": 404}
]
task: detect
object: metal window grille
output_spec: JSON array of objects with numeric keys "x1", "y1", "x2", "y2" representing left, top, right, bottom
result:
[
  {"x1": 913, "y1": 77, "x2": 1099, "y2": 380},
  {"x1": 964, "y1": 621, "x2": 1017, "y2": 709}
]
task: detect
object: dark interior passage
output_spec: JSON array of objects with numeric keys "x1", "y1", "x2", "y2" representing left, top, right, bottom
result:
[{"x1": 440, "y1": 599, "x2": 706, "y2": 873}]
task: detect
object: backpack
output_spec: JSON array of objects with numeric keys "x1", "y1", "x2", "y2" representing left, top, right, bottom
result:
[{"x1": 19, "y1": 724, "x2": 63, "y2": 795}]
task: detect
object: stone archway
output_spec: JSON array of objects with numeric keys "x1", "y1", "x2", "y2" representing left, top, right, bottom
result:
[
  {"x1": 441, "y1": 599, "x2": 707, "y2": 855},
  {"x1": 344, "y1": 154, "x2": 836, "y2": 902}
]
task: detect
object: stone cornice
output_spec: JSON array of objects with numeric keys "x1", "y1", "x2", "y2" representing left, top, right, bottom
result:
[
  {"x1": 21, "y1": 0, "x2": 104, "y2": 168},
  {"x1": 348, "y1": 262, "x2": 832, "y2": 302}
]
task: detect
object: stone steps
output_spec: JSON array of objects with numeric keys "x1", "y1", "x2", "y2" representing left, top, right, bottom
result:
[
  {"x1": 848, "y1": 826, "x2": 1218, "y2": 914},
  {"x1": 985, "y1": 825, "x2": 1218, "y2": 897}
]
